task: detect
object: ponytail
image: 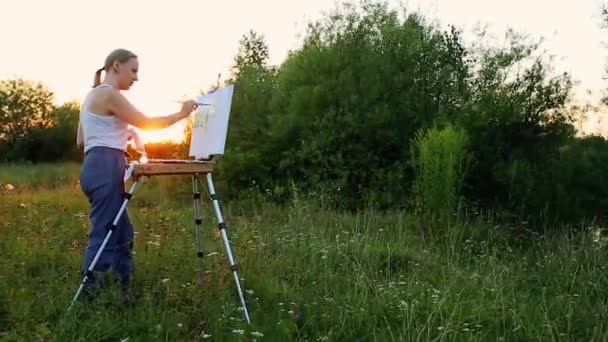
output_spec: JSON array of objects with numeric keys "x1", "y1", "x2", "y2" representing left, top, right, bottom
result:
[
  {"x1": 92, "y1": 66, "x2": 104, "y2": 88},
  {"x1": 93, "y1": 48, "x2": 138, "y2": 88}
]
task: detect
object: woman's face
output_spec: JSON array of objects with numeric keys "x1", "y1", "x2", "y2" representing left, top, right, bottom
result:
[{"x1": 114, "y1": 57, "x2": 139, "y2": 90}]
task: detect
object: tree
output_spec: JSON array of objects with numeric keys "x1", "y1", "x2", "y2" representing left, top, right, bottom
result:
[
  {"x1": 455, "y1": 28, "x2": 575, "y2": 217},
  {"x1": 52, "y1": 100, "x2": 80, "y2": 128},
  {"x1": 601, "y1": 6, "x2": 608, "y2": 105},
  {"x1": 262, "y1": 1, "x2": 475, "y2": 208},
  {"x1": 9, "y1": 100, "x2": 82, "y2": 162},
  {"x1": 217, "y1": 30, "x2": 278, "y2": 195},
  {"x1": 0, "y1": 78, "x2": 55, "y2": 146},
  {"x1": 232, "y1": 29, "x2": 271, "y2": 76}
]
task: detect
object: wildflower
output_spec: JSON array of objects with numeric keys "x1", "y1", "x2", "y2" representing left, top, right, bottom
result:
[
  {"x1": 232, "y1": 329, "x2": 245, "y2": 335},
  {"x1": 251, "y1": 331, "x2": 264, "y2": 337}
]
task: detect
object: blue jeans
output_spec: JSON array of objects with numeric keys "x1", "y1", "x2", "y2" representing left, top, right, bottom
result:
[{"x1": 80, "y1": 146, "x2": 134, "y2": 289}]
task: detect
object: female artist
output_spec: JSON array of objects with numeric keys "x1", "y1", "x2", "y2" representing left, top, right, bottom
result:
[{"x1": 76, "y1": 48, "x2": 197, "y2": 304}]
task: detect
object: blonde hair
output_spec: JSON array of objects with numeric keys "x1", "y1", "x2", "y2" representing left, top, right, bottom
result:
[{"x1": 93, "y1": 48, "x2": 138, "y2": 87}]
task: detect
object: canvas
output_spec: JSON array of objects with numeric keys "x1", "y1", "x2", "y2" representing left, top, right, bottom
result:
[{"x1": 189, "y1": 84, "x2": 235, "y2": 159}]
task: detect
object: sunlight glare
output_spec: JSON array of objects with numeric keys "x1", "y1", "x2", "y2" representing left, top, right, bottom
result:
[{"x1": 138, "y1": 125, "x2": 187, "y2": 144}]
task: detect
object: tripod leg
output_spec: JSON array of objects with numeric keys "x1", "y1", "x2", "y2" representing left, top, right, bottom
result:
[
  {"x1": 205, "y1": 173, "x2": 251, "y2": 324},
  {"x1": 68, "y1": 180, "x2": 139, "y2": 311},
  {"x1": 192, "y1": 175, "x2": 204, "y2": 259}
]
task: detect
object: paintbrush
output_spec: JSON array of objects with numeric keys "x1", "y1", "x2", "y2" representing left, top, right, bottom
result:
[{"x1": 174, "y1": 100, "x2": 213, "y2": 106}]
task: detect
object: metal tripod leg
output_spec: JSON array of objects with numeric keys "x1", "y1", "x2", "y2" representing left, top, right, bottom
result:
[
  {"x1": 204, "y1": 173, "x2": 251, "y2": 324},
  {"x1": 68, "y1": 180, "x2": 139, "y2": 311},
  {"x1": 192, "y1": 175, "x2": 204, "y2": 259}
]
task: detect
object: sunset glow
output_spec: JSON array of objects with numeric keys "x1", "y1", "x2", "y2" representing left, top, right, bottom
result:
[
  {"x1": 138, "y1": 126, "x2": 187, "y2": 144},
  {"x1": 2, "y1": 0, "x2": 608, "y2": 140}
]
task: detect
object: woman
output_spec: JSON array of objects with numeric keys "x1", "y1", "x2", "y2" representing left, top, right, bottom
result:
[{"x1": 76, "y1": 48, "x2": 197, "y2": 304}]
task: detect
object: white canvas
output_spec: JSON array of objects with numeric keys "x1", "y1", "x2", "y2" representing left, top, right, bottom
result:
[{"x1": 189, "y1": 84, "x2": 234, "y2": 159}]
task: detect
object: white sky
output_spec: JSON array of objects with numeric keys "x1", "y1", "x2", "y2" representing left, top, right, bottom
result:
[{"x1": 1, "y1": 0, "x2": 607, "y2": 141}]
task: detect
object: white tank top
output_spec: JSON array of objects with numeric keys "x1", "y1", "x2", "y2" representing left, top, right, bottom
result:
[{"x1": 80, "y1": 84, "x2": 131, "y2": 153}]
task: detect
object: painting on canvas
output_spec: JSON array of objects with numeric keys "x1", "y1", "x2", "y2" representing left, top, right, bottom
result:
[{"x1": 189, "y1": 84, "x2": 234, "y2": 159}]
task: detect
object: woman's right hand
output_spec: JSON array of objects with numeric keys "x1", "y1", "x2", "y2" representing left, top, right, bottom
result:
[{"x1": 180, "y1": 100, "x2": 198, "y2": 118}]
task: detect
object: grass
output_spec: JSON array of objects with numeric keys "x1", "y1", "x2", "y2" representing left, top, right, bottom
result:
[{"x1": 1, "y1": 162, "x2": 608, "y2": 341}]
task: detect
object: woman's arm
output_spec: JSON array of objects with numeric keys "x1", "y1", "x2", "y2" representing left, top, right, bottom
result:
[
  {"x1": 76, "y1": 119, "x2": 84, "y2": 149},
  {"x1": 107, "y1": 89, "x2": 196, "y2": 130}
]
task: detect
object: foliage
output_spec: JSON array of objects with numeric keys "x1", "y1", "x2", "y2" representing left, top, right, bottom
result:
[
  {"x1": 528, "y1": 135, "x2": 608, "y2": 226},
  {"x1": 1, "y1": 0, "x2": 606, "y2": 231},
  {"x1": 0, "y1": 98, "x2": 81, "y2": 162},
  {"x1": 410, "y1": 125, "x2": 469, "y2": 228},
  {"x1": 2, "y1": 163, "x2": 608, "y2": 340},
  {"x1": 257, "y1": 3, "x2": 474, "y2": 209},
  {"x1": 217, "y1": 30, "x2": 278, "y2": 197},
  {"x1": 0, "y1": 78, "x2": 55, "y2": 147}
]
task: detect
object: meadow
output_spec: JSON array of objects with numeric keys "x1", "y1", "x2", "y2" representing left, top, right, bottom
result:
[{"x1": 1, "y1": 162, "x2": 607, "y2": 341}]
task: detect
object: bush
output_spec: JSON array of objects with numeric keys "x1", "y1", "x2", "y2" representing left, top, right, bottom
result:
[{"x1": 410, "y1": 125, "x2": 469, "y2": 227}]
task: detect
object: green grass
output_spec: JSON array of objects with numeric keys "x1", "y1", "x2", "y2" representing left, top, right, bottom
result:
[{"x1": 1, "y1": 163, "x2": 608, "y2": 341}]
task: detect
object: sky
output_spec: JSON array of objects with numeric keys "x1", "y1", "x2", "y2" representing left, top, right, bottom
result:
[{"x1": 2, "y1": 0, "x2": 607, "y2": 141}]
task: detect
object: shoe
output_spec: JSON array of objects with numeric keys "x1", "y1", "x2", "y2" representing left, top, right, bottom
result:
[
  {"x1": 121, "y1": 289, "x2": 138, "y2": 306},
  {"x1": 80, "y1": 285, "x2": 99, "y2": 303},
  {"x1": 79, "y1": 272, "x2": 102, "y2": 303}
]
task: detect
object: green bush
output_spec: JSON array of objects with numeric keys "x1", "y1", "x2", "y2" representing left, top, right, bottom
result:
[
  {"x1": 4, "y1": 0, "x2": 606, "y2": 234},
  {"x1": 410, "y1": 125, "x2": 469, "y2": 227}
]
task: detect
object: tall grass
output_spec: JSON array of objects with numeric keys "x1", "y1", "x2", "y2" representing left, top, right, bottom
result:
[
  {"x1": 1, "y1": 163, "x2": 608, "y2": 340},
  {"x1": 410, "y1": 125, "x2": 469, "y2": 229},
  {"x1": 0, "y1": 162, "x2": 81, "y2": 189}
]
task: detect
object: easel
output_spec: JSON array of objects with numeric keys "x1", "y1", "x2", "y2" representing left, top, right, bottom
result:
[{"x1": 68, "y1": 156, "x2": 252, "y2": 324}]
